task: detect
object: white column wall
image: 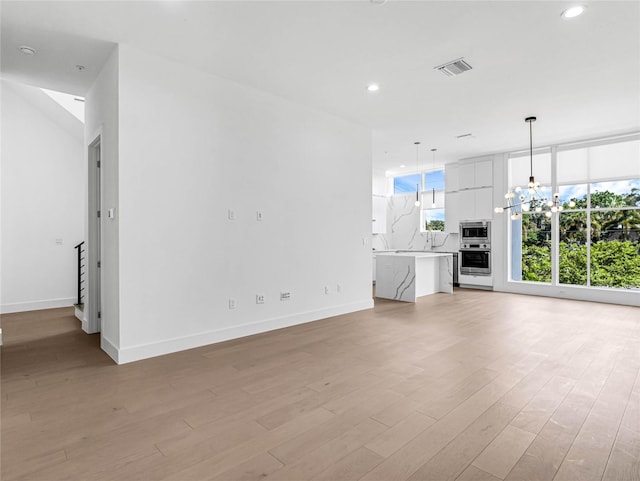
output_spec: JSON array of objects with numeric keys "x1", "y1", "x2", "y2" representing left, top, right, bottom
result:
[
  {"x1": 115, "y1": 45, "x2": 373, "y2": 362},
  {"x1": 84, "y1": 47, "x2": 120, "y2": 350}
]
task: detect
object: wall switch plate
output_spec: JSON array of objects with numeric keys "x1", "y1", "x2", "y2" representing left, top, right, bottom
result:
[
  {"x1": 280, "y1": 291, "x2": 291, "y2": 301},
  {"x1": 108, "y1": 208, "x2": 115, "y2": 219},
  {"x1": 256, "y1": 211, "x2": 263, "y2": 221},
  {"x1": 324, "y1": 286, "x2": 330, "y2": 295},
  {"x1": 337, "y1": 284, "x2": 343, "y2": 293},
  {"x1": 228, "y1": 298, "x2": 237, "y2": 309},
  {"x1": 228, "y1": 209, "x2": 237, "y2": 220},
  {"x1": 256, "y1": 294, "x2": 265, "y2": 304}
]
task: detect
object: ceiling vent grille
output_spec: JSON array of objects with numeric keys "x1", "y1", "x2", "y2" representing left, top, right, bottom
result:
[{"x1": 435, "y1": 58, "x2": 473, "y2": 77}]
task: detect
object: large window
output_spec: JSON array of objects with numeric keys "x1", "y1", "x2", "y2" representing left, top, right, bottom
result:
[
  {"x1": 510, "y1": 136, "x2": 640, "y2": 290},
  {"x1": 394, "y1": 173, "x2": 421, "y2": 194},
  {"x1": 393, "y1": 170, "x2": 446, "y2": 231},
  {"x1": 510, "y1": 151, "x2": 552, "y2": 282},
  {"x1": 422, "y1": 171, "x2": 445, "y2": 231}
]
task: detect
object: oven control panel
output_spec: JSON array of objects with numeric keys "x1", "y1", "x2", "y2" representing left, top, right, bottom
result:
[{"x1": 461, "y1": 243, "x2": 490, "y2": 249}]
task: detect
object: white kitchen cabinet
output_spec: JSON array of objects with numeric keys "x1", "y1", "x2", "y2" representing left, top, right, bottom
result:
[
  {"x1": 445, "y1": 163, "x2": 459, "y2": 192},
  {"x1": 475, "y1": 187, "x2": 494, "y2": 220},
  {"x1": 444, "y1": 191, "x2": 460, "y2": 233},
  {"x1": 372, "y1": 195, "x2": 387, "y2": 234},
  {"x1": 458, "y1": 158, "x2": 493, "y2": 190},
  {"x1": 458, "y1": 162, "x2": 476, "y2": 191},
  {"x1": 444, "y1": 159, "x2": 493, "y2": 230},
  {"x1": 475, "y1": 159, "x2": 493, "y2": 188},
  {"x1": 458, "y1": 187, "x2": 493, "y2": 221}
]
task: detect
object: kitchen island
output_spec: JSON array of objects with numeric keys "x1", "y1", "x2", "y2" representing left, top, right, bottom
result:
[{"x1": 375, "y1": 252, "x2": 453, "y2": 302}]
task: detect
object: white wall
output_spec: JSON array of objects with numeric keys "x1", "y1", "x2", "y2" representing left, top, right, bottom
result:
[
  {"x1": 84, "y1": 47, "x2": 120, "y2": 348},
  {"x1": 112, "y1": 45, "x2": 372, "y2": 363},
  {"x1": 1, "y1": 80, "x2": 84, "y2": 313}
]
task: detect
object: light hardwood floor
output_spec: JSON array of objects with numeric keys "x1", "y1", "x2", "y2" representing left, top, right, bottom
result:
[{"x1": 1, "y1": 290, "x2": 639, "y2": 481}]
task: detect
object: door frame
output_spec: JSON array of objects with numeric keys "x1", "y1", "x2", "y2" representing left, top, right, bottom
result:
[{"x1": 86, "y1": 134, "x2": 102, "y2": 334}]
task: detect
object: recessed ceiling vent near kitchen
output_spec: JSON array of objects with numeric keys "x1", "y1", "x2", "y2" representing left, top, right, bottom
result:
[{"x1": 435, "y1": 58, "x2": 473, "y2": 77}]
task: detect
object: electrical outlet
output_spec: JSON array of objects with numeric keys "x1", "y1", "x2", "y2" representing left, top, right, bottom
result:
[
  {"x1": 256, "y1": 294, "x2": 265, "y2": 304},
  {"x1": 337, "y1": 283, "x2": 343, "y2": 293},
  {"x1": 228, "y1": 209, "x2": 237, "y2": 220},
  {"x1": 228, "y1": 298, "x2": 237, "y2": 309},
  {"x1": 256, "y1": 211, "x2": 264, "y2": 221},
  {"x1": 324, "y1": 286, "x2": 330, "y2": 295},
  {"x1": 280, "y1": 291, "x2": 291, "y2": 301}
]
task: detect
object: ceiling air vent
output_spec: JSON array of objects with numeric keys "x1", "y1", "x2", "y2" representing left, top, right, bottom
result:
[{"x1": 435, "y1": 58, "x2": 473, "y2": 77}]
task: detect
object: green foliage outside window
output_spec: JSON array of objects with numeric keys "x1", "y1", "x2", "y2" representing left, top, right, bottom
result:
[
  {"x1": 521, "y1": 187, "x2": 640, "y2": 288},
  {"x1": 426, "y1": 219, "x2": 445, "y2": 231},
  {"x1": 522, "y1": 214, "x2": 551, "y2": 282}
]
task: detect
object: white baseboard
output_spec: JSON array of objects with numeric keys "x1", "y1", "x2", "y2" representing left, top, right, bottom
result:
[
  {"x1": 112, "y1": 299, "x2": 374, "y2": 365},
  {"x1": 0, "y1": 297, "x2": 76, "y2": 314},
  {"x1": 101, "y1": 335, "x2": 120, "y2": 364}
]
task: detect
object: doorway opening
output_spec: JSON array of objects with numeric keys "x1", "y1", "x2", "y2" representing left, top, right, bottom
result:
[{"x1": 87, "y1": 136, "x2": 102, "y2": 334}]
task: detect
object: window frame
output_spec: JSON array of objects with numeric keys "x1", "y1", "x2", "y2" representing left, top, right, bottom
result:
[{"x1": 508, "y1": 134, "x2": 640, "y2": 291}]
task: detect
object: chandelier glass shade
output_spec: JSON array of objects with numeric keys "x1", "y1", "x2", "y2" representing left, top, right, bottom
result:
[{"x1": 495, "y1": 116, "x2": 566, "y2": 220}]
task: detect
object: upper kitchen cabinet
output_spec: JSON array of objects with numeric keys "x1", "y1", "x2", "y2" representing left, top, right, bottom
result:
[
  {"x1": 444, "y1": 190, "x2": 460, "y2": 233},
  {"x1": 458, "y1": 158, "x2": 493, "y2": 190},
  {"x1": 372, "y1": 195, "x2": 387, "y2": 234},
  {"x1": 458, "y1": 187, "x2": 493, "y2": 221},
  {"x1": 453, "y1": 157, "x2": 494, "y2": 222},
  {"x1": 444, "y1": 163, "x2": 460, "y2": 233},
  {"x1": 445, "y1": 163, "x2": 459, "y2": 192}
]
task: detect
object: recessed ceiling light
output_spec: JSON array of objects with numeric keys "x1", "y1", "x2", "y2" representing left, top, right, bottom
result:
[
  {"x1": 75, "y1": 65, "x2": 86, "y2": 71},
  {"x1": 19, "y1": 46, "x2": 36, "y2": 55},
  {"x1": 561, "y1": 6, "x2": 585, "y2": 18},
  {"x1": 367, "y1": 84, "x2": 380, "y2": 92},
  {"x1": 400, "y1": 164, "x2": 406, "y2": 168},
  {"x1": 369, "y1": 0, "x2": 387, "y2": 5}
]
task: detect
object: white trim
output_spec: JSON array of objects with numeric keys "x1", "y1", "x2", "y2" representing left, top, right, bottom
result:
[
  {"x1": 499, "y1": 281, "x2": 640, "y2": 307},
  {"x1": 87, "y1": 132, "x2": 102, "y2": 334},
  {"x1": 111, "y1": 299, "x2": 374, "y2": 365},
  {"x1": 0, "y1": 297, "x2": 76, "y2": 314},
  {"x1": 101, "y1": 335, "x2": 119, "y2": 363},
  {"x1": 74, "y1": 306, "x2": 85, "y2": 322}
]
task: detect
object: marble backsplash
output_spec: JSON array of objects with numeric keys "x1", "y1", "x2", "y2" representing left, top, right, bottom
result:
[{"x1": 372, "y1": 194, "x2": 459, "y2": 252}]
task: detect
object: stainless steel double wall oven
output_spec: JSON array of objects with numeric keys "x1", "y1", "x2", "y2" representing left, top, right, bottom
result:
[{"x1": 459, "y1": 221, "x2": 491, "y2": 275}]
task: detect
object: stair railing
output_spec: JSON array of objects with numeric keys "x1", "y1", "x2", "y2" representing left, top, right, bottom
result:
[{"x1": 74, "y1": 241, "x2": 86, "y2": 306}]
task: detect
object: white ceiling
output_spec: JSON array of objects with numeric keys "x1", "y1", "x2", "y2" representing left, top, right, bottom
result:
[{"x1": 2, "y1": 1, "x2": 639, "y2": 173}]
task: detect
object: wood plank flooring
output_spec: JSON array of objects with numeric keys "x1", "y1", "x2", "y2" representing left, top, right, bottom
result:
[{"x1": 1, "y1": 289, "x2": 639, "y2": 481}]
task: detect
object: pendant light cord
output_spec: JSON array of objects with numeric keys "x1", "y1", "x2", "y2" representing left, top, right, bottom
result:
[
  {"x1": 525, "y1": 116, "x2": 536, "y2": 179},
  {"x1": 529, "y1": 119, "x2": 533, "y2": 178}
]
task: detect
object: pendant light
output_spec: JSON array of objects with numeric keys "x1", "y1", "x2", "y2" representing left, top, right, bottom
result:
[
  {"x1": 430, "y1": 148, "x2": 437, "y2": 208},
  {"x1": 414, "y1": 142, "x2": 421, "y2": 207},
  {"x1": 495, "y1": 116, "x2": 561, "y2": 219}
]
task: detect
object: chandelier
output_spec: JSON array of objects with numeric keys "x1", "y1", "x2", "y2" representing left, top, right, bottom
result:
[{"x1": 495, "y1": 116, "x2": 562, "y2": 220}]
